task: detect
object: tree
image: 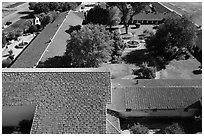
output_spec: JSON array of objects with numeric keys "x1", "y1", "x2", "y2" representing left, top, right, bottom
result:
[
  {"x1": 32, "y1": 2, "x2": 50, "y2": 14},
  {"x1": 8, "y1": 31, "x2": 16, "y2": 40},
  {"x1": 107, "y1": 6, "x2": 121, "y2": 29},
  {"x1": 86, "y1": 5, "x2": 109, "y2": 25},
  {"x1": 161, "y1": 123, "x2": 185, "y2": 134},
  {"x1": 15, "y1": 28, "x2": 24, "y2": 37},
  {"x1": 41, "y1": 14, "x2": 53, "y2": 27},
  {"x1": 60, "y1": 2, "x2": 71, "y2": 12},
  {"x1": 28, "y1": 2, "x2": 37, "y2": 10},
  {"x1": 110, "y1": 31, "x2": 125, "y2": 63},
  {"x1": 28, "y1": 25, "x2": 38, "y2": 34},
  {"x1": 49, "y1": 2, "x2": 59, "y2": 11},
  {"x1": 130, "y1": 123, "x2": 149, "y2": 134},
  {"x1": 107, "y1": 2, "x2": 149, "y2": 34},
  {"x1": 146, "y1": 14, "x2": 197, "y2": 65},
  {"x1": 65, "y1": 24, "x2": 113, "y2": 67}
]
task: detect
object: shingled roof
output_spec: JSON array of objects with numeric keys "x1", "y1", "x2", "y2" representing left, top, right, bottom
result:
[
  {"x1": 124, "y1": 87, "x2": 202, "y2": 110},
  {"x1": 2, "y1": 68, "x2": 111, "y2": 134},
  {"x1": 106, "y1": 109, "x2": 121, "y2": 134}
]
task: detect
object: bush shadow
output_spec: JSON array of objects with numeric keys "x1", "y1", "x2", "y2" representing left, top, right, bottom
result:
[
  {"x1": 37, "y1": 56, "x2": 72, "y2": 68},
  {"x1": 65, "y1": 25, "x2": 81, "y2": 35}
]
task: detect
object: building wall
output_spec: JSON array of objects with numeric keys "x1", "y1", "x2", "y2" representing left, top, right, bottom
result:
[{"x1": 119, "y1": 108, "x2": 198, "y2": 118}]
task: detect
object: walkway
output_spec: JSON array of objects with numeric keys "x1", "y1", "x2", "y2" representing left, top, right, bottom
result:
[{"x1": 11, "y1": 12, "x2": 68, "y2": 68}]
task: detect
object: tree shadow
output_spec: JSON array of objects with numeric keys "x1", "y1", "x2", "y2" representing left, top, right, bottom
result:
[
  {"x1": 193, "y1": 69, "x2": 202, "y2": 75},
  {"x1": 65, "y1": 25, "x2": 81, "y2": 35},
  {"x1": 18, "y1": 11, "x2": 33, "y2": 14},
  {"x1": 122, "y1": 49, "x2": 154, "y2": 67},
  {"x1": 36, "y1": 56, "x2": 72, "y2": 68}
]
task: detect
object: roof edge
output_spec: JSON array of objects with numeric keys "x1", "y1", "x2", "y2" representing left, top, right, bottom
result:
[{"x1": 2, "y1": 68, "x2": 110, "y2": 73}]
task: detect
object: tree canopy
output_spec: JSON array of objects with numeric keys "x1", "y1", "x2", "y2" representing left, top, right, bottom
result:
[
  {"x1": 161, "y1": 123, "x2": 185, "y2": 134},
  {"x1": 28, "y1": 2, "x2": 81, "y2": 13},
  {"x1": 146, "y1": 13, "x2": 197, "y2": 64},
  {"x1": 130, "y1": 123, "x2": 149, "y2": 134},
  {"x1": 107, "y1": 2, "x2": 149, "y2": 34},
  {"x1": 86, "y1": 5, "x2": 109, "y2": 25},
  {"x1": 65, "y1": 24, "x2": 113, "y2": 67}
]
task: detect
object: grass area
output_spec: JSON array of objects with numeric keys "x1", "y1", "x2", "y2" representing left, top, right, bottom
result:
[
  {"x1": 3, "y1": 19, "x2": 28, "y2": 33},
  {"x1": 159, "y1": 58, "x2": 202, "y2": 79},
  {"x1": 5, "y1": 2, "x2": 25, "y2": 8},
  {"x1": 2, "y1": 9, "x2": 17, "y2": 18}
]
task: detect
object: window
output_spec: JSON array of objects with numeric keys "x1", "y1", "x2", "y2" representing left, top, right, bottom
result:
[
  {"x1": 126, "y1": 108, "x2": 131, "y2": 112},
  {"x1": 153, "y1": 109, "x2": 157, "y2": 112},
  {"x1": 184, "y1": 108, "x2": 188, "y2": 112}
]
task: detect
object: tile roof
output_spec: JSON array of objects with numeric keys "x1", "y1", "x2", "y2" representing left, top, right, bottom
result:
[
  {"x1": 10, "y1": 12, "x2": 68, "y2": 68},
  {"x1": 124, "y1": 87, "x2": 202, "y2": 110},
  {"x1": 133, "y1": 12, "x2": 165, "y2": 21},
  {"x1": 106, "y1": 110, "x2": 121, "y2": 134},
  {"x1": 112, "y1": 79, "x2": 202, "y2": 88},
  {"x1": 151, "y1": 2, "x2": 172, "y2": 13},
  {"x1": 2, "y1": 69, "x2": 111, "y2": 134}
]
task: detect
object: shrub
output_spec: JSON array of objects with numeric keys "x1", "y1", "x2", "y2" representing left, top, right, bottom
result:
[
  {"x1": 2, "y1": 58, "x2": 13, "y2": 68},
  {"x1": 8, "y1": 31, "x2": 16, "y2": 41},
  {"x1": 133, "y1": 62, "x2": 156, "y2": 79},
  {"x1": 161, "y1": 123, "x2": 185, "y2": 134},
  {"x1": 130, "y1": 123, "x2": 149, "y2": 134},
  {"x1": 15, "y1": 28, "x2": 24, "y2": 37}
]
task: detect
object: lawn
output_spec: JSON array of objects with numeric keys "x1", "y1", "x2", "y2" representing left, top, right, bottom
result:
[
  {"x1": 5, "y1": 2, "x2": 25, "y2": 8},
  {"x1": 2, "y1": 9, "x2": 17, "y2": 18},
  {"x1": 158, "y1": 58, "x2": 202, "y2": 79},
  {"x1": 3, "y1": 19, "x2": 28, "y2": 33}
]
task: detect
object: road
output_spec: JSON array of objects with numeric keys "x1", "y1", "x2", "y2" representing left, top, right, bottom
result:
[{"x1": 2, "y1": 3, "x2": 30, "y2": 25}]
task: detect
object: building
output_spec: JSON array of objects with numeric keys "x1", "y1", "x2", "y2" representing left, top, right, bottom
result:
[
  {"x1": 108, "y1": 86, "x2": 202, "y2": 118},
  {"x1": 2, "y1": 68, "x2": 202, "y2": 134},
  {"x1": 2, "y1": 68, "x2": 111, "y2": 134},
  {"x1": 34, "y1": 16, "x2": 41, "y2": 26}
]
